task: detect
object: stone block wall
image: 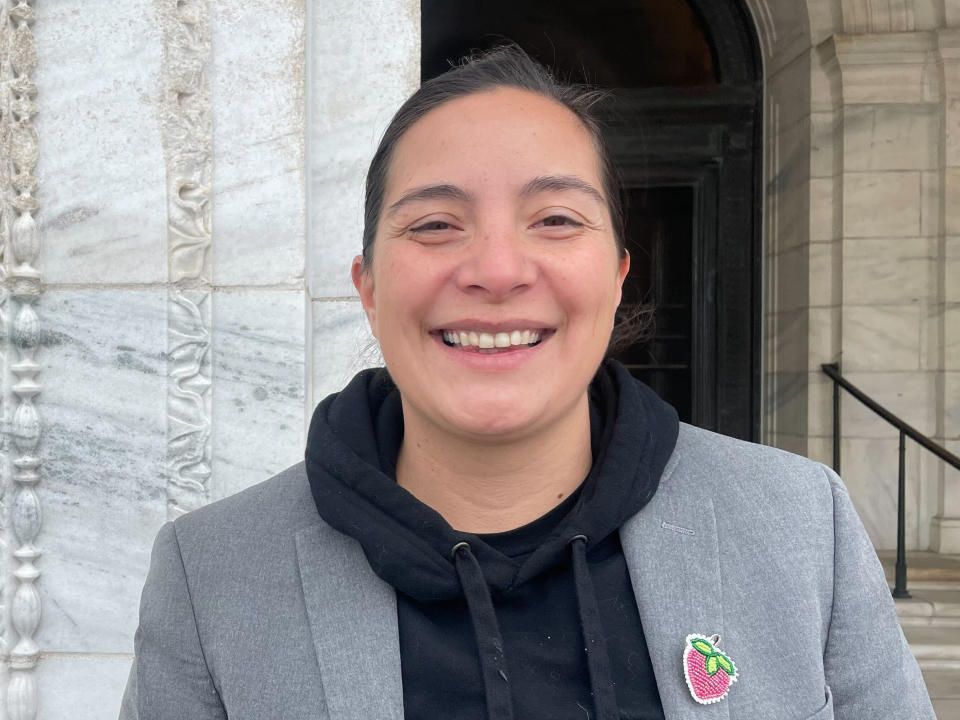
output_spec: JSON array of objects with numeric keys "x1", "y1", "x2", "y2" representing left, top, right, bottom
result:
[{"x1": 758, "y1": 0, "x2": 960, "y2": 555}]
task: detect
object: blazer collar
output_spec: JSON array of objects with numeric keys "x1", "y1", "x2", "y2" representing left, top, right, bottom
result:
[
  {"x1": 295, "y1": 521, "x2": 404, "y2": 720},
  {"x1": 622, "y1": 457, "x2": 731, "y2": 720}
]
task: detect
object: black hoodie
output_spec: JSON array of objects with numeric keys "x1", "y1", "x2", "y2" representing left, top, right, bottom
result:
[{"x1": 305, "y1": 359, "x2": 679, "y2": 720}]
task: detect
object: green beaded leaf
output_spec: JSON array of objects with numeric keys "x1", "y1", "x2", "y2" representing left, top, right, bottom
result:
[
  {"x1": 716, "y1": 654, "x2": 734, "y2": 675},
  {"x1": 706, "y1": 654, "x2": 720, "y2": 676},
  {"x1": 690, "y1": 638, "x2": 714, "y2": 656}
]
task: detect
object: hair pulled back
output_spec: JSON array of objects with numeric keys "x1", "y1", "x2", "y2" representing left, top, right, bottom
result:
[{"x1": 361, "y1": 44, "x2": 625, "y2": 266}]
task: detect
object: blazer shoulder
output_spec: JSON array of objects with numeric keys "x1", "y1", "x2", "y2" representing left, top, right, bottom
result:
[
  {"x1": 664, "y1": 423, "x2": 837, "y2": 519},
  {"x1": 172, "y1": 461, "x2": 318, "y2": 550}
]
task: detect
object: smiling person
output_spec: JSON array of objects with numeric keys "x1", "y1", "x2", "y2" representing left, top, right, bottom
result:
[{"x1": 121, "y1": 46, "x2": 933, "y2": 720}]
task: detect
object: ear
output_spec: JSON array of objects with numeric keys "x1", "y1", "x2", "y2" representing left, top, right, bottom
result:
[
  {"x1": 351, "y1": 255, "x2": 378, "y2": 337},
  {"x1": 614, "y1": 250, "x2": 630, "y2": 307}
]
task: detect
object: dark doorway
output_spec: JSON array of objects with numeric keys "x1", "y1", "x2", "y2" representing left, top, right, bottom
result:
[{"x1": 422, "y1": 0, "x2": 762, "y2": 441}]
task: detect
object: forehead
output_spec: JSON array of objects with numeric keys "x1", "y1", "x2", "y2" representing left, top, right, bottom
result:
[{"x1": 385, "y1": 87, "x2": 603, "y2": 197}]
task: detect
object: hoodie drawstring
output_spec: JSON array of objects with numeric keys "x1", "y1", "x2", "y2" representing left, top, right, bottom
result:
[
  {"x1": 451, "y1": 538, "x2": 619, "y2": 720},
  {"x1": 452, "y1": 542, "x2": 515, "y2": 720},
  {"x1": 570, "y1": 535, "x2": 619, "y2": 720}
]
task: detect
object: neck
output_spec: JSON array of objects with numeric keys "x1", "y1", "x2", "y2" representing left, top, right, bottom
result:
[{"x1": 396, "y1": 395, "x2": 593, "y2": 533}]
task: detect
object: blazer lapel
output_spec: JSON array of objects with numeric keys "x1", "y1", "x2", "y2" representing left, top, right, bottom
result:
[
  {"x1": 295, "y1": 522, "x2": 404, "y2": 720},
  {"x1": 622, "y1": 469, "x2": 731, "y2": 720}
]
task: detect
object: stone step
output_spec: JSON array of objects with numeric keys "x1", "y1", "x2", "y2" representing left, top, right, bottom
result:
[
  {"x1": 878, "y1": 550, "x2": 960, "y2": 583},
  {"x1": 896, "y1": 589, "x2": 960, "y2": 628},
  {"x1": 903, "y1": 625, "x2": 960, "y2": 670},
  {"x1": 922, "y1": 670, "x2": 960, "y2": 719}
]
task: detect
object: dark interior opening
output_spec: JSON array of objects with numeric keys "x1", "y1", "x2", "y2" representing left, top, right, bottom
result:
[{"x1": 422, "y1": 0, "x2": 717, "y2": 88}]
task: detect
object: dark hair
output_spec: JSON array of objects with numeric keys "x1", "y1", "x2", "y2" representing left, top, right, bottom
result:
[
  {"x1": 361, "y1": 44, "x2": 651, "y2": 355},
  {"x1": 361, "y1": 44, "x2": 625, "y2": 265}
]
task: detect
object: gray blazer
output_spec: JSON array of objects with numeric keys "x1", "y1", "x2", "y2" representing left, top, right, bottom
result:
[{"x1": 120, "y1": 423, "x2": 934, "y2": 719}]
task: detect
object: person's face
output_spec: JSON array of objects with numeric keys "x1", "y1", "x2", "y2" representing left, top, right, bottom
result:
[{"x1": 353, "y1": 87, "x2": 629, "y2": 441}]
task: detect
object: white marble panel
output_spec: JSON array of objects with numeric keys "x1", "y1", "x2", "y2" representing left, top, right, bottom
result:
[
  {"x1": 947, "y1": 168, "x2": 960, "y2": 236},
  {"x1": 38, "y1": 655, "x2": 132, "y2": 720},
  {"x1": 804, "y1": 435, "x2": 834, "y2": 468},
  {"x1": 920, "y1": 170, "x2": 941, "y2": 238},
  {"x1": 770, "y1": 123, "x2": 812, "y2": 252},
  {"x1": 948, "y1": 237, "x2": 960, "y2": 304},
  {"x1": 210, "y1": 290, "x2": 306, "y2": 502},
  {"x1": 38, "y1": 291, "x2": 168, "y2": 653},
  {"x1": 809, "y1": 241, "x2": 841, "y2": 308},
  {"x1": 809, "y1": 178, "x2": 838, "y2": 241},
  {"x1": 311, "y1": 299, "x2": 380, "y2": 406},
  {"x1": 210, "y1": 0, "x2": 306, "y2": 286},
  {"x1": 840, "y1": 371, "x2": 937, "y2": 437},
  {"x1": 947, "y1": 307, "x2": 960, "y2": 370},
  {"x1": 774, "y1": 245, "x2": 809, "y2": 314},
  {"x1": 34, "y1": 1, "x2": 166, "y2": 284},
  {"x1": 842, "y1": 104, "x2": 938, "y2": 171},
  {"x1": 773, "y1": 307, "x2": 809, "y2": 372},
  {"x1": 841, "y1": 437, "x2": 924, "y2": 551},
  {"x1": 842, "y1": 238, "x2": 936, "y2": 305},
  {"x1": 948, "y1": 1, "x2": 960, "y2": 26},
  {"x1": 809, "y1": 112, "x2": 840, "y2": 179},
  {"x1": 767, "y1": 370, "x2": 808, "y2": 440},
  {"x1": 808, "y1": 306, "x2": 840, "y2": 367},
  {"x1": 807, "y1": 368, "x2": 836, "y2": 438},
  {"x1": 308, "y1": 0, "x2": 419, "y2": 298},
  {"x1": 772, "y1": 432, "x2": 806, "y2": 457},
  {"x1": 842, "y1": 304, "x2": 921, "y2": 371},
  {"x1": 941, "y1": 441, "x2": 960, "y2": 502},
  {"x1": 842, "y1": 171, "x2": 920, "y2": 238},
  {"x1": 945, "y1": 371, "x2": 960, "y2": 438}
]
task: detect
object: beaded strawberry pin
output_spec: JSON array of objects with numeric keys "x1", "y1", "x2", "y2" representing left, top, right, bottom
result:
[{"x1": 683, "y1": 633, "x2": 738, "y2": 704}]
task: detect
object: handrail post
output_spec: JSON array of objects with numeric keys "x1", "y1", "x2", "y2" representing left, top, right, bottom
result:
[
  {"x1": 832, "y1": 373, "x2": 840, "y2": 474},
  {"x1": 893, "y1": 430, "x2": 910, "y2": 599}
]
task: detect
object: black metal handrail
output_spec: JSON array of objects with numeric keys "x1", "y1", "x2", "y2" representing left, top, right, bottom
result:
[{"x1": 822, "y1": 363, "x2": 960, "y2": 599}]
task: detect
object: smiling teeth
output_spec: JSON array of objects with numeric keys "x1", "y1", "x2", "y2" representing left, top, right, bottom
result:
[{"x1": 442, "y1": 330, "x2": 542, "y2": 348}]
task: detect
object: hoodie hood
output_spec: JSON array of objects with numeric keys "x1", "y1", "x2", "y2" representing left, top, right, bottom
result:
[{"x1": 304, "y1": 358, "x2": 679, "y2": 603}]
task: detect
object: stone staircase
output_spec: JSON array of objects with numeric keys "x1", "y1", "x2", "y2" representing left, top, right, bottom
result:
[{"x1": 879, "y1": 552, "x2": 960, "y2": 718}]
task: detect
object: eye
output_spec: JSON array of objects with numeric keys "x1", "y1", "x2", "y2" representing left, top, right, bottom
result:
[
  {"x1": 533, "y1": 214, "x2": 584, "y2": 229},
  {"x1": 410, "y1": 220, "x2": 455, "y2": 233}
]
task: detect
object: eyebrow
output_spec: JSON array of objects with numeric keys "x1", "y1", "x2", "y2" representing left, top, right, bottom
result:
[
  {"x1": 520, "y1": 175, "x2": 606, "y2": 205},
  {"x1": 385, "y1": 184, "x2": 473, "y2": 217},
  {"x1": 385, "y1": 175, "x2": 606, "y2": 217}
]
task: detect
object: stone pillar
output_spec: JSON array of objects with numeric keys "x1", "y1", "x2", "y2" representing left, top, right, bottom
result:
[
  {"x1": 931, "y1": 27, "x2": 960, "y2": 553},
  {"x1": 830, "y1": 31, "x2": 941, "y2": 549}
]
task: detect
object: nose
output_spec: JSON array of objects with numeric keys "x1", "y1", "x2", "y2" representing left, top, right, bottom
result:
[{"x1": 454, "y1": 222, "x2": 538, "y2": 300}]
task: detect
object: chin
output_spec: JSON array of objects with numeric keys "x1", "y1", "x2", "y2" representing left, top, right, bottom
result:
[{"x1": 441, "y1": 401, "x2": 543, "y2": 440}]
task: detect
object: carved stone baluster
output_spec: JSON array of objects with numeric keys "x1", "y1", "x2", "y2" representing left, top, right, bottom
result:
[
  {"x1": 0, "y1": 1, "x2": 13, "y2": 715},
  {"x1": 158, "y1": 0, "x2": 213, "y2": 519},
  {"x1": 3, "y1": 1, "x2": 39, "y2": 718}
]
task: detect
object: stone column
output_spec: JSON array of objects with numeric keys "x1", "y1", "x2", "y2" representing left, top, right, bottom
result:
[
  {"x1": 830, "y1": 30, "x2": 941, "y2": 549},
  {"x1": 931, "y1": 27, "x2": 960, "y2": 553}
]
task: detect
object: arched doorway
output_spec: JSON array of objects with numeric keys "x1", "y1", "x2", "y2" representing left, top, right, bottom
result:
[{"x1": 422, "y1": 0, "x2": 763, "y2": 440}]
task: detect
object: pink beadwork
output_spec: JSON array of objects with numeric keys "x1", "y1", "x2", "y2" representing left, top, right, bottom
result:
[{"x1": 683, "y1": 634, "x2": 738, "y2": 705}]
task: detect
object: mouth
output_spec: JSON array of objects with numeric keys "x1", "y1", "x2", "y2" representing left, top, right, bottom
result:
[{"x1": 432, "y1": 328, "x2": 553, "y2": 354}]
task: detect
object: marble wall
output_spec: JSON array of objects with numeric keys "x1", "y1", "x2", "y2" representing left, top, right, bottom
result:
[
  {"x1": 1, "y1": 0, "x2": 956, "y2": 715},
  {"x1": 2, "y1": 0, "x2": 409, "y2": 715}
]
